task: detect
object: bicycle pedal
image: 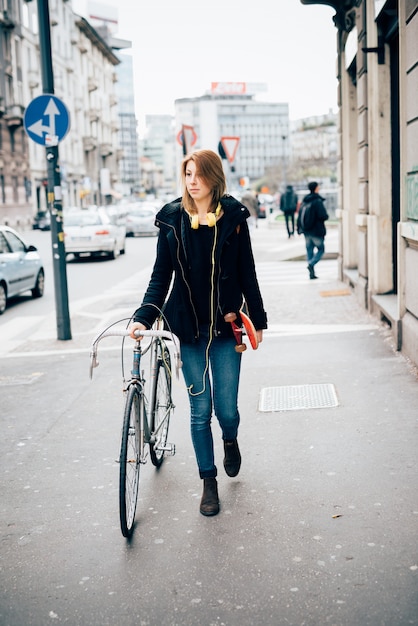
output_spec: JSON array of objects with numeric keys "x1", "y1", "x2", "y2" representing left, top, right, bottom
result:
[{"x1": 158, "y1": 443, "x2": 175, "y2": 456}]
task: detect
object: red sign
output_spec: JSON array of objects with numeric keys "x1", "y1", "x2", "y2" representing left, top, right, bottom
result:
[
  {"x1": 211, "y1": 82, "x2": 247, "y2": 95},
  {"x1": 220, "y1": 136, "x2": 240, "y2": 163},
  {"x1": 176, "y1": 125, "x2": 197, "y2": 153}
]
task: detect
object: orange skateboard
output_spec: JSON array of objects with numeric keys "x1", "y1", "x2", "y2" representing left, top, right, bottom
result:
[{"x1": 224, "y1": 310, "x2": 259, "y2": 352}]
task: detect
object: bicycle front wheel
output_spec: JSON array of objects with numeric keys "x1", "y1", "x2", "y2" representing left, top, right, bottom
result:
[
  {"x1": 119, "y1": 385, "x2": 142, "y2": 538},
  {"x1": 149, "y1": 341, "x2": 173, "y2": 467}
]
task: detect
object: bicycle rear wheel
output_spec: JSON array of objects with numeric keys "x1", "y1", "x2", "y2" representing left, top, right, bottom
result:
[
  {"x1": 119, "y1": 385, "x2": 142, "y2": 538},
  {"x1": 149, "y1": 340, "x2": 173, "y2": 467}
]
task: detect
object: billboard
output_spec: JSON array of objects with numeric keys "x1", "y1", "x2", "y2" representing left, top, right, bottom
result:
[{"x1": 211, "y1": 82, "x2": 247, "y2": 95}]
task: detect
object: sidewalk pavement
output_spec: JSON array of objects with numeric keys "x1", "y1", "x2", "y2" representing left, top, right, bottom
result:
[{"x1": 1, "y1": 217, "x2": 417, "y2": 624}]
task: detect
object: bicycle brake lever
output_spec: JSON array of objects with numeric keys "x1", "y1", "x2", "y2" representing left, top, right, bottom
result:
[{"x1": 89, "y1": 347, "x2": 99, "y2": 379}]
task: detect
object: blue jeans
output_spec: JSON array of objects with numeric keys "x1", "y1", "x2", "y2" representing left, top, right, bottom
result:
[
  {"x1": 181, "y1": 327, "x2": 242, "y2": 478},
  {"x1": 304, "y1": 234, "x2": 325, "y2": 267},
  {"x1": 284, "y1": 212, "x2": 295, "y2": 236}
]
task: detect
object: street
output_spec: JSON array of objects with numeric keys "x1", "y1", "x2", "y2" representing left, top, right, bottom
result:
[{"x1": 0, "y1": 220, "x2": 417, "y2": 626}]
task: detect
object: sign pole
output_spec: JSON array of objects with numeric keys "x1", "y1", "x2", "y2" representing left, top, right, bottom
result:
[{"x1": 37, "y1": 0, "x2": 71, "y2": 340}]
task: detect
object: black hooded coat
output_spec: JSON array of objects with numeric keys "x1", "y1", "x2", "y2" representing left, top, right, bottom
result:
[
  {"x1": 133, "y1": 195, "x2": 268, "y2": 344},
  {"x1": 296, "y1": 192, "x2": 328, "y2": 238}
]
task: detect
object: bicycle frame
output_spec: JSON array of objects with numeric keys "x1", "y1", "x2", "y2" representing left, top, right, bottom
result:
[
  {"x1": 89, "y1": 327, "x2": 181, "y2": 380},
  {"x1": 89, "y1": 323, "x2": 181, "y2": 537}
]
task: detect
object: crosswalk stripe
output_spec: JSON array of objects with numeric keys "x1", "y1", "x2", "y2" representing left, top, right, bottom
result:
[
  {"x1": 255, "y1": 259, "x2": 338, "y2": 285},
  {"x1": 0, "y1": 315, "x2": 45, "y2": 357}
]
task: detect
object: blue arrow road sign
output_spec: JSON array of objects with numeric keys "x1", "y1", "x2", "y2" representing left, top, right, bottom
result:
[{"x1": 23, "y1": 94, "x2": 70, "y2": 146}]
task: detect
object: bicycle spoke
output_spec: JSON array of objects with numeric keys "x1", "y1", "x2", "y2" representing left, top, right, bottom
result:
[
  {"x1": 150, "y1": 341, "x2": 174, "y2": 466},
  {"x1": 119, "y1": 386, "x2": 142, "y2": 537}
]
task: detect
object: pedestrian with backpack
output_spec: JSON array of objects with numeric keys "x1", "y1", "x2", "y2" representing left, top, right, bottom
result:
[{"x1": 296, "y1": 181, "x2": 329, "y2": 279}]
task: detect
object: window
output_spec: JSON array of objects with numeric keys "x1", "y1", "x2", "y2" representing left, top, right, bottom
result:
[
  {"x1": 0, "y1": 232, "x2": 10, "y2": 254},
  {"x1": 5, "y1": 230, "x2": 25, "y2": 253},
  {"x1": 12, "y1": 176, "x2": 18, "y2": 203}
]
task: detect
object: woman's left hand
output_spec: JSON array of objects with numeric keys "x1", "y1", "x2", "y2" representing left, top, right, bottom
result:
[{"x1": 256, "y1": 330, "x2": 263, "y2": 344}]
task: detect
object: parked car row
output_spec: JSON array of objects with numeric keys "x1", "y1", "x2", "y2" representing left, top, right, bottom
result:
[
  {"x1": 0, "y1": 199, "x2": 161, "y2": 314},
  {"x1": 32, "y1": 210, "x2": 51, "y2": 231},
  {"x1": 0, "y1": 225, "x2": 44, "y2": 314},
  {"x1": 123, "y1": 202, "x2": 159, "y2": 237}
]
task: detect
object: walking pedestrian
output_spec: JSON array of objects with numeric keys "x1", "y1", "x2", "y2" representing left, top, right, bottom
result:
[
  {"x1": 296, "y1": 181, "x2": 329, "y2": 279},
  {"x1": 280, "y1": 184, "x2": 298, "y2": 238},
  {"x1": 129, "y1": 149, "x2": 267, "y2": 516},
  {"x1": 241, "y1": 189, "x2": 259, "y2": 231}
]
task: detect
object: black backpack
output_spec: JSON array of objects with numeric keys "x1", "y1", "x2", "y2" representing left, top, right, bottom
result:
[{"x1": 299, "y1": 200, "x2": 316, "y2": 232}]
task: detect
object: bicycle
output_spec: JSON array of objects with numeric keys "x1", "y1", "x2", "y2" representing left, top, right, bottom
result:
[{"x1": 89, "y1": 321, "x2": 182, "y2": 538}]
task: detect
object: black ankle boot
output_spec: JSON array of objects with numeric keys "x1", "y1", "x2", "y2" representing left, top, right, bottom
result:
[
  {"x1": 307, "y1": 264, "x2": 317, "y2": 280},
  {"x1": 223, "y1": 439, "x2": 241, "y2": 477},
  {"x1": 200, "y1": 477, "x2": 219, "y2": 516}
]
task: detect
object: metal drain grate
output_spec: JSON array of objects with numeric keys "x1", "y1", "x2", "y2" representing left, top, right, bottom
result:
[{"x1": 259, "y1": 383, "x2": 338, "y2": 412}]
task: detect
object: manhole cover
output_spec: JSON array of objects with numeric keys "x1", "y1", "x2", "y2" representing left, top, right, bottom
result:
[{"x1": 259, "y1": 383, "x2": 338, "y2": 412}]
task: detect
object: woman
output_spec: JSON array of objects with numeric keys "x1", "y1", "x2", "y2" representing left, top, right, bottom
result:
[{"x1": 129, "y1": 149, "x2": 267, "y2": 516}]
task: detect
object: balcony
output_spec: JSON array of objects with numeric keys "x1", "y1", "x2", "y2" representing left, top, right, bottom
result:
[
  {"x1": 0, "y1": 10, "x2": 15, "y2": 29},
  {"x1": 99, "y1": 143, "x2": 113, "y2": 158},
  {"x1": 88, "y1": 77, "x2": 99, "y2": 92},
  {"x1": 4, "y1": 104, "x2": 25, "y2": 128},
  {"x1": 82, "y1": 136, "x2": 97, "y2": 152},
  {"x1": 89, "y1": 108, "x2": 100, "y2": 123},
  {"x1": 28, "y1": 70, "x2": 39, "y2": 89}
]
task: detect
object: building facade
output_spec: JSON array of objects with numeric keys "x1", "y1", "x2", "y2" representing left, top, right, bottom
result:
[
  {"x1": 114, "y1": 53, "x2": 140, "y2": 198},
  {"x1": 141, "y1": 114, "x2": 176, "y2": 196},
  {"x1": 0, "y1": 0, "x2": 139, "y2": 226},
  {"x1": 87, "y1": 2, "x2": 140, "y2": 200},
  {"x1": 175, "y1": 83, "x2": 289, "y2": 192},
  {"x1": 290, "y1": 111, "x2": 339, "y2": 188},
  {"x1": 301, "y1": 0, "x2": 418, "y2": 367},
  {"x1": 0, "y1": 0, "x2": 32, "y2": 227},
  {"x1": 21, "y1": 0, "x2": 122, "y2": 212}
]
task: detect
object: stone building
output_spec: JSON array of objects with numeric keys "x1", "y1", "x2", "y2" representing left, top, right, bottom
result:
[
  {"x1": 175, "y1": 83, "x2": 289, "y2": 191},
  {"x1": 302, "y1": 0, "x2": 418, "y2": 368},
  {"x1": 1, "y1": 0, "x2": 125, "y2": 226},
  {"x1": 0, "y1": 0, "x2": 32, "y2": 227}
]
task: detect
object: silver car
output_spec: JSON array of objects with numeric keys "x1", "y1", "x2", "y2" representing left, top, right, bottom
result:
[
  {"x1": 125, "y1": 203, "x2": 159, "y2": 237},
  {"x1": 63, "y1": 208, "x2": 126, "y2": 259},
  {"x1": 0, "y1": 225, "x2": 45, "y2": 314}
]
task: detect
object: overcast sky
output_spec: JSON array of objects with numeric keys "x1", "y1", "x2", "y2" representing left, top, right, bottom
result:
[{"x1": 73, "y1": 0, "x2": 339, "y2": 134}]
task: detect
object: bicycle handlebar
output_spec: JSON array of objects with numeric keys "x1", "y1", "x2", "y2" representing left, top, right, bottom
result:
[{"x1": 89, "y1": 328, "x2": 182, "y2": 380}]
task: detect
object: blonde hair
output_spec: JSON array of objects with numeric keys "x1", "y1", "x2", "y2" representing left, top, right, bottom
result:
[{"x1": 181, "y1": 149, "x2": 226, "y2": 215}]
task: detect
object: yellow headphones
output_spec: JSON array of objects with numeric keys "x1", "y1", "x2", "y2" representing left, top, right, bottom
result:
[{"x1": 191, "y1": 203, "x2": 221, "y2": 229}]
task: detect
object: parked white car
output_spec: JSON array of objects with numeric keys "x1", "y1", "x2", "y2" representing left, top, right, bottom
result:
[
  {"x1": 125, "y1": 203, "x2": 159, "y2": 237},
  {"x1": 0, "y1": 225, "x2": 45, "y2": 314},
  {"x1": 63, "y1": 208, "x2": 126, "y2": 260}
]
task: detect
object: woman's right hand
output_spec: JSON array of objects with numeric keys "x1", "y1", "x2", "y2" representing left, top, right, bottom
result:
[{"x1": 129, "y1": 321, "x2": 147, "y2": 340}]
